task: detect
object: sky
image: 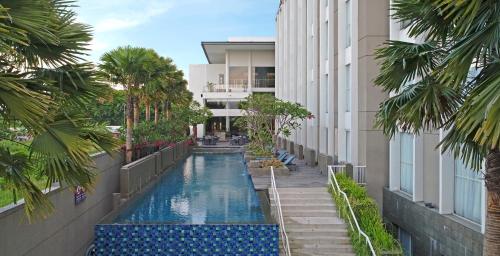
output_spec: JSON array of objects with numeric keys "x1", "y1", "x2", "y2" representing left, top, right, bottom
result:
[{"x1": 75, "y1": 0, "x2": 279, "y2": 75}]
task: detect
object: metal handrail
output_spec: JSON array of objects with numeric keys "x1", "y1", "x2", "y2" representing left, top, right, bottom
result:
[
  {"x1": 270, "y1": 166, "x2": 291, "y2": 256},
  {"x1": 328, "y1": 165, "x2": 376, "y2": 256}
]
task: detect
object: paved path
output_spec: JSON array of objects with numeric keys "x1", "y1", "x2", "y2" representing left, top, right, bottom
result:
[{"x1": 252, "y1": 159, "x2": 328, "y2": 190}]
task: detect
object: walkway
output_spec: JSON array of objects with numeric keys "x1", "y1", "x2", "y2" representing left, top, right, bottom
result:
[
  {"x1": 264, "y1": 160, "x2": 355, "y2": 255},
  {"x1": 253, "y1": 159, "x2": 328, "y2": 190}
]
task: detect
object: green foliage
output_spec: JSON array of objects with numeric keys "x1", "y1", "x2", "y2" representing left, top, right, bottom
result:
[
  {"x1": 132, "y1": 102, "x2": 211, "y2": 145},
  {"x1": 375, "y1": 0, "x2": 500, "y2": 171},
  {"x1": 89, "y1": 90, "x2": 126, "y2": 126},
  {"x1": 0, "y1": 0, "x2": 120, "y2": 220},
  {"x1": 330, "y1": 173, "x2": 402, "y2": 255},
  {"x1": 237, "y1": 94, "x2": 311, "y2": 154}
]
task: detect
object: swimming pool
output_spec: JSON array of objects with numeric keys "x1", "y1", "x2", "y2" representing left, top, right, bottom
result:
[{"x1": 115, "y1": 153, "x2": 265, "y2": 224}]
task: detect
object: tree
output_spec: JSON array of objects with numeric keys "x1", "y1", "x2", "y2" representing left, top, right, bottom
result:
[
  {"x1": 238, "y1": 94, "x2": 311, "y2": 155},
  {"x1": 0, "y1": 0, "x2": 119, "y2": 220},
  {"x1": 100, "y1": 46, "x2": 152, "y2": 163},
  {"x1": 374, "y1": 1, "x2": 500, "y2": 254}
]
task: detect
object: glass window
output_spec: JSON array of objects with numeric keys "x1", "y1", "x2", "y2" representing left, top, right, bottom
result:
[
  {"x1": 204, "y1": 100, "x2": 226, "y2": 109},
  {"x1": 253, "y1": 67, "x2": 275, "y2": 88},
  {"x1": 325, "y1": 74, "x2": 329, "y2": 113},
  {"x1": 398, "y1": 228, "x2": 412, "y2": 256},
  {"x1": 229, "y1": 67, "x2": 248, "y2": 89},
  {"x1": 226, "y1": 101, "x2": 241, "y2": 109},
  {"x1": 345, "y1": 0, "x2": 351, "y2": 48},
  {"x1": 345, "y1": 65, "x2": 351, "y2": 112},
  {"x1": 345, "y1": 130, "x2": 351, "y2": 162},
  {"x1": 400, "y1": 133, "x2": 414, "y2": 195},
  {"x1": 454, "y1": 159, "x2": 482, "y2": 223}
]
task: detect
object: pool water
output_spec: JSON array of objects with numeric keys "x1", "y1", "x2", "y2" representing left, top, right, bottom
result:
[{"x1": 115, "y1": 153, "x2": 265, "y2": 224}]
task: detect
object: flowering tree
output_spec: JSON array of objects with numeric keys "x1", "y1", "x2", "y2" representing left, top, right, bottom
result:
[{"x1": 237, "y1": 94, "x2": 311, "y2": 155}]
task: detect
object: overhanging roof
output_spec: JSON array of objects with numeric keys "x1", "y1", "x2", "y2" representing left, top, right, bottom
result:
[{"x1": 202, "y1": 41, "x2": 275, "y2": 64}]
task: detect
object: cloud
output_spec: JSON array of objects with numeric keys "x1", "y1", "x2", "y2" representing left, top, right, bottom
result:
[{"x1": 83, "y1": 1, "x2": 173, "y2": 32}]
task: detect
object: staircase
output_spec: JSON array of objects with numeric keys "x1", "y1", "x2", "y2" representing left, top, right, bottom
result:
[{"x1": 270, "y1": 187, "x2": 355, "y2": 256}]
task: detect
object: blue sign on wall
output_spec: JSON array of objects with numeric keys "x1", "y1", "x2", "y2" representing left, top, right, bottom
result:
[
  {"x1": 74, "y1": 186, "x2": 86, "y2": 205},
  {"x1": 94, "y1": 224, "x2": 279, "y2": 256}
]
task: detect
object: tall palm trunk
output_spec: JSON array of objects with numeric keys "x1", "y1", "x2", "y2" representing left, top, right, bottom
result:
[
  {"x1": 164, "y1": 101, "x2": 171, "y2": 120},
  {"x1": 154, "y1": 102, "x2": 159, "y2": 125},
  {"x1": 125, "y1": 94, "x2": 134, "y2": 163},
  {"x1": 484, "y1": 149, "x2": 500, "y2": 255},
  {"x1": 145, "y1": 99, "x2": 151, "y2": 122},
  {"x1": 133, "y1": 96, "x2": 139, "y2": 127}
]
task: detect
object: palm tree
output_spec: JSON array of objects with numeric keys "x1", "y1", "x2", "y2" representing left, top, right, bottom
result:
[
  {"x1": 374, "y1": 1, "x2": 500, "y2": 254},
  {"x1": 100, "y1": 46, "x2": 152, "y2": 163},
  {"x1": 141, "y1": 56, "x2": 176, "y2": 123},
  {"x1": 0, "y1": 0, "x2": 119, "y2": 220}
]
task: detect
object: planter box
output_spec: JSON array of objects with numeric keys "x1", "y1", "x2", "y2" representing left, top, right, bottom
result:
[
  {"x1": 248, "y1": 160, "x2": 263, "y2": 168},
  {"x1": 248, "y1": 166, "x2": 290, "y2": 177}
]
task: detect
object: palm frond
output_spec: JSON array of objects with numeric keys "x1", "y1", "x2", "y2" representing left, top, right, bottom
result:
[{"x1": 375, "y1": 41, "x2": 445, "y2": 92}]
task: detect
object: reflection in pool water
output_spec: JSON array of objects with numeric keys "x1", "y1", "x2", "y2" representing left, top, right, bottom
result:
[{"x1": 115, "y1": 153, "x2": 265, "y2": 224}]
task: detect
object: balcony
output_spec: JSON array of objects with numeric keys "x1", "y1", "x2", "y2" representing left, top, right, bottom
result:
[
  {"x1": 228, "y1": 79, "x2": 248, "y2": 92},
  {"x1": 253, "y1": 79, "x2": 275, "y2": 88}
]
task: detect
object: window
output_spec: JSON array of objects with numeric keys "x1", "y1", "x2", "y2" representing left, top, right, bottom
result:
[
  {"x1": 454, "y1": 159, "x2": 482, "y2": 223},
  {"x1": 325, "y1": 74, "x2": 329, "y2": 113},
  {"x1": 229, "y1": 67, "x2": 248, "y2": 90},
  {"x1": 253, "y1": 67, "x2": 275, "y2": 88},
  {"x1": 400, "y1": 133, "x2": 414, "y2": 194},
  {"x1": 204, "y1": 100, "x2": 226, "y2": 109},
  {"x1": 398, "y1": 228, "x2": 412, "y2": 256},
  {"x1": 345, "y1": 65, "x2": 351, "y2": 112},
  {"x1": 345, "y1": 0, "x2": 351, "y2": 48},
  {"x1": 345, "y1": 130, "x2": 351, "y2": 162},
  {"x1": 226, "y1": 101, "x2": 241, "y2": 109}
]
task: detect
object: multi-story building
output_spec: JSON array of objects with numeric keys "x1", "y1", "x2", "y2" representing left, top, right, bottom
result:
[
  {"x1": 275, "y1": 0, "x2": 390, "y2": 208},
  {"x1": 275, "y1": 0, "x2": 485, "y2": 255},
  {"x1": 383, "y1": 4, "x2": 485, "y2": 255},
  {"x1": 189, "y1": 38, "x2": 275, "y2": 139}
]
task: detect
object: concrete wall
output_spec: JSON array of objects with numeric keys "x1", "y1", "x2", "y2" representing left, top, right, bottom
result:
[
  {"x1": 120, "y1": 143, "x2": 190, "y2": 200},
  {"x1": 0, "y1": 152, "x2": 123, "y2": 256},
  {"x1": 384, "y1": 189, "x2": 483, "y2": 256},
  {"x1": 0, "y1": 142, "x2": 192, "y2": 256}
]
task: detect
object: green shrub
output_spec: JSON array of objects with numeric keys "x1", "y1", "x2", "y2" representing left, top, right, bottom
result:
[{"x1": 330, "y1": 173, "x2": 402, "y2": 255}]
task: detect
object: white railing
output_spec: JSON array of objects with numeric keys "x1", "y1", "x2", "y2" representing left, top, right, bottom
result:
[
  {"x1": 253, "y1": 78, "x2": 275, "y2": 88},
  {"x1": 355, "y1": 165, "x2": 367, "y2": 186},
  {"x1": 328, "y1": 165, "x2": 376, "y2": 256},
  {"x1": 270, "y1": 166, "x2": 291, "y2": 256},
  {"x1": 204, "y1": 84, "x2": 226, "y2": 92}
]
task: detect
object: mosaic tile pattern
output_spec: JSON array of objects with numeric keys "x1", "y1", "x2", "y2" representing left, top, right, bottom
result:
[{"x1": 95, "y1": 224, "x2": 279, "y2": 256}]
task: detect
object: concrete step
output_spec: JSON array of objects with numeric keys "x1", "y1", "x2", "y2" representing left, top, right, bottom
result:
[
  {"x1": 282, "y1": 210, "x2": 337, "y2": 217},
  {"x1": 289, "y1": 236, "x2": 351, "y2": 245},
  {"x1": 290, "y1": 243, "x2": 354, "y2": 252},
  {"x1": 272, "y1": 198, "x2": 334, "y2": 205},
  {"x1": 285, "y1": 223, "x2": 348, "y2": 230},
  {"x1": 284, "y1": 216, "x2": 344, "y2": 225},
  {"x1": 287, "y1": 229, "x2": 349, "y2": 237},
  {"x1": 276, "y1": 187, "x2": 327, "y2": 193},
  {"x1": 291, "y1": 249, "x2": 356, "y2": 256},
  {"x1": 280, "y1": 204, "x2": 336, "y2": 211},
  {"x1": 277, "y1": 193, "x2": 332, "y2": 200}
]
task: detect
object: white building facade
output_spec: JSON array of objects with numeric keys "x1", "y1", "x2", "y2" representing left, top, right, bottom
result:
[
  {"x1": 384, "y1": 2, "x2": 486, "y2": 255},
  {"x1": 275, "y1": 0, "x2": 390, "y2": 208},
  {"x1": 189, "y1": 38, "x2": 275, "y2": 139},
  {"x1": 276, "y1": 0, "x2": 485, "y2": 255}
]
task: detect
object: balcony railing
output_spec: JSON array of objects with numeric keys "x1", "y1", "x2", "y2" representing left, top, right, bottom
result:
[
  {"x1": 253, "y1": 78, "x2": 275, "y2": 88},
  {"x1": 228, "y1": 79, "x2": 248, "y2": 92},
  {"x1": 204, "y1": 84, "x2": 226, "y2": 92}
]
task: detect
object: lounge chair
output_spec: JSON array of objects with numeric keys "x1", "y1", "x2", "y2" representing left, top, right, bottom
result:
[
  {"x1": 278, "y1": 152, "x2": 288, "y2": 161},
  {"x1": 283, "y1": 154, "x2": 296, "y2": 165}
]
